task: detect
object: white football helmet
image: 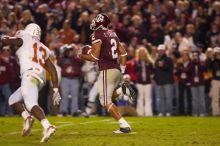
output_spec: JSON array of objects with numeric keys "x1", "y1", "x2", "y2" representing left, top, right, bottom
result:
[{"x1": 24, "y1": 23, "x2": 41, "y2": 40}]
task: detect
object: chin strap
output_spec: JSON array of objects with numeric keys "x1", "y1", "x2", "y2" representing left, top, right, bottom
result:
[{"x1": 96, "y1": 25, "x2": 108, "y2": 30}]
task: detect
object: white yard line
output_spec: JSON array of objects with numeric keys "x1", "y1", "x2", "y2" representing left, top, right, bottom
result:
[
  {"x1": 5, "y1": 119, "x2": 111, "y2": 136},
  {"x1": 57, "y1": 123, "x2": 74, "y2": 128},
  {"x1": 5, "y1": 118, "x2": 135, "y2": 136},
  {"x1": 68, "y1": 132, "x2": 79, "y2": 135},
  {"x1": 129, "y1": 132, "x2": 137, "y2": 135},
  {"x1": 55, "y1": 121, "x2": 73, "y2": 124},
  {"x1": 7, "y1": 128, "x2": 41, "y2": 135},
  {"x1": 79, "y1": 119, "x2": 112, "y2": 125},
  {"x1": 6, "y1": 123, "x2": 74, "y2": 135},
  {"x1": 108, "y1": 121, "x2": 136, "y2": 124}
]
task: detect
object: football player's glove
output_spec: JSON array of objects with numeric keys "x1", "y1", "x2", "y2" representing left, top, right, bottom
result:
[{"x1": 52, "y1": 88, "x2": 61, "y2": 106}]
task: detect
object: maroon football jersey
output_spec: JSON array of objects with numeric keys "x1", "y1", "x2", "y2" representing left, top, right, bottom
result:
[{"x1": 91, "y1": 29, "x2": 120, "y2": 71}]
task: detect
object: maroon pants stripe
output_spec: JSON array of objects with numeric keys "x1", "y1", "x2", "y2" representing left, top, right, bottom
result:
[
  {"x1": 103, "y1": 70, "x2": 107, "y2": 106},
  {"x1": 105, "y1": 70, "x2": 107, "y2": 105}
]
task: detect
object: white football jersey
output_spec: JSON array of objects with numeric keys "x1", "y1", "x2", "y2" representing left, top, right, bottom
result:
[{"x1": 15, "y1": 30, "x2": 51, "y2": 83}]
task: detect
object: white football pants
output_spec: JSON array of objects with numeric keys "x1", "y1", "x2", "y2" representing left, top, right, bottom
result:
[{"x1": 8, "y1": 72, "x2": 42, "y2": 111}]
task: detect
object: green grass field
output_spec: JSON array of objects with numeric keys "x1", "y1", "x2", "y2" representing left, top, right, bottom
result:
[{"x1": 0, "y1": 116, "x2": 220, "y2": 146}]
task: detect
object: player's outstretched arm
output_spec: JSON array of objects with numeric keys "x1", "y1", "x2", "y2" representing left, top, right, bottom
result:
[
  {"x1": 44, "y1": 57, "x2": 61, "y2": 105},
  {"x1": 0, "y1": 36, "x2": 23, "y2": 46},
  {"x1": 44, "y1": 57, "x2": 59, "y2": 88},
  {"x1": 79, "y1": 42, "x2": 101, "y2": 62}
]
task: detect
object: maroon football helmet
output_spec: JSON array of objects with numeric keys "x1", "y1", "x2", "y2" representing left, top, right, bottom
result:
[{"x1": 90, "y1": 13, "x2": 110, "y2": 30}]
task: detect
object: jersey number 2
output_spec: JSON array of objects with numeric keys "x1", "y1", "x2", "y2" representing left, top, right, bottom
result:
[
  {"x1": 110, "y1": 39, "x2": 118, "y2": 59},
  {"x1": 32, "y1": 43, "x2": 47, "y2": 67}
]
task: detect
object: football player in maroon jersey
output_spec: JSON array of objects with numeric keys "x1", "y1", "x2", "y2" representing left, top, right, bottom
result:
[{"x1": 78, "y1": 13, "x2": 136, "y2": 133}]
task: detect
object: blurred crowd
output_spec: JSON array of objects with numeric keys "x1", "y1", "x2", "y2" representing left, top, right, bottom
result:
[{"x1": 0, "y1": 0, "x2": 220, "y2": 117}]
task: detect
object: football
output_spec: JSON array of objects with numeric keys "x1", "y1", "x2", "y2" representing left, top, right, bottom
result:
[{"x1": 81, "y1": 45, "x2": 92, "y2": 54}]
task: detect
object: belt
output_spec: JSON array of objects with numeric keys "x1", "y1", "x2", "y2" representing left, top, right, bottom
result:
[{"x1": 22, "y1": 68, "x2": 44, "y2": 84}]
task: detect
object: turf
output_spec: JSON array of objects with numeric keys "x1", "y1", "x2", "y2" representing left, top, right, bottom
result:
[{"x1": 0, "y1": 116, "x2": 220, "y2": 146}]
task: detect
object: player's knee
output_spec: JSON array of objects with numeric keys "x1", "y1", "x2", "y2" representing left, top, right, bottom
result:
[
  {"x1": 23, "y1": 94, "x2": 38, "y2": 112},
  {"x1": 25, "y1": 102, "x2": 38, "y2": 112},
  {"x1": 21, "y1": 87, "x2": 38, "y2": 112}
]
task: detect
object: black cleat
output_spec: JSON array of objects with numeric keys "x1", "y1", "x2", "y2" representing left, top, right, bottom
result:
[{"x1": 113, "y1": 127, "x2": 131, "y2": 134}]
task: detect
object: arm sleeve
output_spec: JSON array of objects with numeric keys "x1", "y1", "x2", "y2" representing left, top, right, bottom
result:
[{"x1": 91, "y1": 32, "x2": 102, "y2": 44}]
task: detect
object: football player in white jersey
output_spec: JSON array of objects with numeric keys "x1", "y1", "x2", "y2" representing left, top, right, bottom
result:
[{"x1": 0, "y1": 23, "x2": 61, "y2": 143}]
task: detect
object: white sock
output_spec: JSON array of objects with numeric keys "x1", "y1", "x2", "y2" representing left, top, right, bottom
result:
[
  {"x1": 86, "y1": 107, "x2": 92, "y2": 115},
  {"x1": 86, "y1": 102, "x2": 95, "y2": 115},
  {"x1": 116, "y1": 87, "x2": 123, "y2": 96},
  {"x1": 21, "y1": 111, "x2": 31, "y2": 120},
  {"x1": 118, "y1": 118, "x2": 130, "y2": 128},
  {"x1": 41, "y1": 119, "x2": 50, "y2": 129}
]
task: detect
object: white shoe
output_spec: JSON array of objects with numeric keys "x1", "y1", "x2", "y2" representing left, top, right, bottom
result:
[
  {"x1": 166, "y1": 113, "x2": 171, "y2": 117},
  {"x1": 158, "y1": 113, "x2": 163, "y2": 117},
  {"x1": 22, "y1": 116, "x2": 34, "y2": 137},
  {"x1": 81, "y1": 112, "x2": 90, "y2": 118},
  {"x1": 200, "y1": 114, "x2": 205, "y2": 117},
  {"x1": 40, "y1": 125, "x2": 56, "y2": 143}
]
